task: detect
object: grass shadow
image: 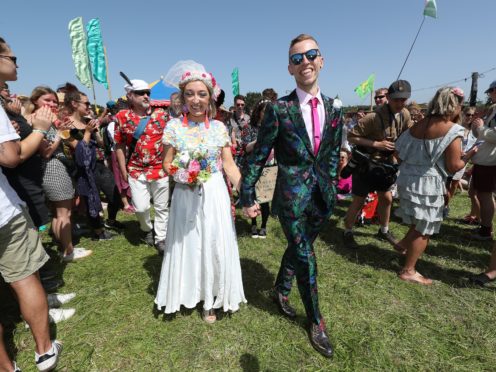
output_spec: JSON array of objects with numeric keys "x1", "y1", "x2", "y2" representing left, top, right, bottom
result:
[
  {"x1": 143, "y1": 253, "x2": 163, "y2": 296},
  {"x1": 121, "y1": 220, "x2": 145, "y2": 246},
  {"x1": 239, "y1": 258, "x2": 275, "y2": 314},
  {"x1": 239, "y1": 353, "x2": 260, "y2": 372},
  {"x1": 321, "y1": 218, "x2": 478, "y2": 287}
]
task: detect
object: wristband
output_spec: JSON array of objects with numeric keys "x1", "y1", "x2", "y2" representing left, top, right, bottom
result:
[{"x1": 32, "y1": 129, "x2": 48, "y2": 137}]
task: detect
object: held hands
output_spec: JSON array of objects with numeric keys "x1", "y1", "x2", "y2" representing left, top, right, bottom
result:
[
  {"x1": 373, "y1": 140, "x2": 395, "y2": 152},
  {"x1": 31, "y1": 106, "x2": 53, "y2": 132},
  {"x1": 243, "y1": 203, "x2": 261, "y2": 218},
  {"x1": 85, "y1": 119, "x2": 100, "y2": 133},
  {"x1": 6, "y1": 98, "x2": 22, "y2": 115}
]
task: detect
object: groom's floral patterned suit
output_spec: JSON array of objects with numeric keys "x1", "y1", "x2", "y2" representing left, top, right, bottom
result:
[{"x1": 241, "y1": 89, "x2": 343, "y2": 328}]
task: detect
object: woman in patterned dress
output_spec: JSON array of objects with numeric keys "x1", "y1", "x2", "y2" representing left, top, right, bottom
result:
[
  {"x1": 27, "y1": 86, "x2": 92, "y2": 261},
  {"x1": 155, "y1": 69, "x2": 246, "y2": 323}
]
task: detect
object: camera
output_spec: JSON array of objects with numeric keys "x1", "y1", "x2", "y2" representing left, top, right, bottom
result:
[{"x1": 340, "y1": 148, "x2": 370, "y2": 179}]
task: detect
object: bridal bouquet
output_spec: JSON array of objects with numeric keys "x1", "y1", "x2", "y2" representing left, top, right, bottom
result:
[{"x1": 168, "y1": 150, "x2": 212, "y2": 185}]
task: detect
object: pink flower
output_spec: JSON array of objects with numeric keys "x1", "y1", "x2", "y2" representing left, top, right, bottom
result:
[{"x1": 188, "y1": 159, "x2": 201, "y2": 173}]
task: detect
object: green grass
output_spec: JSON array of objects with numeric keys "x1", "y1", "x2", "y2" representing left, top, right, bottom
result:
[{"x1": 2, "y1": 193, "x2": 496, "y2": 371}]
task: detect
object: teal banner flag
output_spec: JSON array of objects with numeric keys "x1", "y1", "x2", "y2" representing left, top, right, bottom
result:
[
  {"x1": 423, "y1": 0, "x2": 437, "y2": 18},
  {"x1": 231, "y1": 67, "x2": 239, "y2": 96},
  {"x1": 68, "y1": 17, "x2": 93, "y2": 89},
  {"x1": 86, "y1": 18, "x2": 108, "y2": 89}
]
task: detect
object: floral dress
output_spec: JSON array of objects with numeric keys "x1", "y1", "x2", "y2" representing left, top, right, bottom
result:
[{"x1": 154, "y1": 118, "x2": 246, "y2": 314}]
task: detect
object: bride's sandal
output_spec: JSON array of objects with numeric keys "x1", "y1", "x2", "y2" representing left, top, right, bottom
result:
[
  {"x1": 398, "y1": 270, "x2": 433, "y2": 285},
  {"x1": 202, "y1": 309, "x2": 216, "y2": 324}
]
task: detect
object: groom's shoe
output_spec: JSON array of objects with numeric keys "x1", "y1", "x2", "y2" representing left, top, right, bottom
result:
[
  {"x1": 271, "y1": 290, "x2": 296, "y2": 319},
  {"x1": 309, "y1": 323, "x2": 333, "y2": 358}
]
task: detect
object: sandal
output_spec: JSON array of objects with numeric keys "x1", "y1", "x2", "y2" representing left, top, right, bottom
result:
[
  {"x1": 469, "y1": 273, "x2": 495, "y2": 287},
  {"x1": 398, "y1": 270, "x2": 433, "y2": 285},
  {"x1": 202, "y1": 309, "x2": 216, "y2": 324},
  {"x1": 460, "y1": 215, "x2": 479, "y2": 225}
]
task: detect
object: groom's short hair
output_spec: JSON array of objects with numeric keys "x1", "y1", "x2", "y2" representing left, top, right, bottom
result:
[{"x1": 289, "y1": 34, "x2": 319, "y2": 50}]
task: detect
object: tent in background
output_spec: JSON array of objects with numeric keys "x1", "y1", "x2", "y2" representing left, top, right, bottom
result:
[{"x1": 149, "y1": 77, "x2": 178, "y2": 107}]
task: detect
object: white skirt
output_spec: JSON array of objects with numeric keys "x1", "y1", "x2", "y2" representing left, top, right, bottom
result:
[{"x1": 154, "y1": 172, "x2": 246, "y2": 313}]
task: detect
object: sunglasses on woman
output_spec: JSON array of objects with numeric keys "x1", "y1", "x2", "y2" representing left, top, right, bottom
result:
[
  {"x1": 289, "y1": 49, "x2": 321, "y2": 65},
  {"x1": 0, "y1": 55, "x2": 17, "y2": 64}
]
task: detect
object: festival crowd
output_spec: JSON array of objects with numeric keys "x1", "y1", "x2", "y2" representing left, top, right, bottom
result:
[{"x1": 1, "y1": 33, "x2": 496, "y2": 370}]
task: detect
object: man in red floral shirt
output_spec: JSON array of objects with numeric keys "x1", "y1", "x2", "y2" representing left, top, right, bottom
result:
[{"x1": 114, "y1": 79, "x2": 169, "y2": 252}]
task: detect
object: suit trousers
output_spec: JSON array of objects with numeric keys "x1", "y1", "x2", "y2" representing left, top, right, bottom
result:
[
  {"x1": 275, "y1": 188, "x2": 328, "y2": 327},
  {"x1": 128, "y1": 175, "x2": 169, "y2": 244}
]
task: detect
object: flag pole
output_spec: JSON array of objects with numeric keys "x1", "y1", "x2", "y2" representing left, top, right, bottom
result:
[
  {"x1": 370, "y1": 81, "x2": 374, "y2": 112},
  {"x1": 396, "y1": 16, "x2": 426, "y2": 80},
  {"x1": 104, "y1": 46, "x2": 112, "y2": 101}
]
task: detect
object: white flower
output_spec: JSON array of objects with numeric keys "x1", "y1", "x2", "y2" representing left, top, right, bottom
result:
[
  {"x1": 179, "y1": 151, "x2": 190, "y2": 165},
  {"x1": 333, "y1": 98, "x2": 343, "y2": 109},
  {"x1": 175, "y1": 169, "x2": 190, "y2": 184}
]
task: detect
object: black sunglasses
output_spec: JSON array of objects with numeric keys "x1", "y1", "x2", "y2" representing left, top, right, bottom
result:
[
  {"x1": 374, "y1": 95, "x2": 386, "y2": 100},
  {"x1": 77, "y1": 101, "x2": 91, "y2": 107},
  {"x1": 289, "y1": 49, "x2": 321, "y2": 65},
  {"x1": 133, "y1": 90, "x2": 151, "y2": 96},
  {"x1": 0, "y1": 55, "x2": 17, "y2": 65}
]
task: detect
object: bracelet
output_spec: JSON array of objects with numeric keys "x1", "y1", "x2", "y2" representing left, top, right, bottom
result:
[{"x1": 32, "y1": 129, "x2": 48, "y2": 137}]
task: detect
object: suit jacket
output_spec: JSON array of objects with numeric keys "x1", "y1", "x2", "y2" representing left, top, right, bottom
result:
[{"x1": 240, "y1": 90, "x2": 343, "y2": 219}]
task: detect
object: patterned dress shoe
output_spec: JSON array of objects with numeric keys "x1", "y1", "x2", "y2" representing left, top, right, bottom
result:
[
  {"x1": 309, "y1": 323, "x2": 333, "y2": 358},
  {"x1": 271, "y1": 290, "x2": 296, "y2": 318}
]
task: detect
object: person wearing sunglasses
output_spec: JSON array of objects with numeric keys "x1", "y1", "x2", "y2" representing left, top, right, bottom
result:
[
  {"x1": 114, "y1": 79, "x2": 170, "y2": 253},
  {"x1": 343, "y1": 80, "x2": 413, "y2": 250},
  {"x1": 445, "y1": 106, "x2": 479, "y2": 220},
  {"x1": 227, "y1": 94, "x2": 250, "y2": 159},
  {"x1": 373, "y1": 87, "x2": 388, "y2": 107},
  {"x1": 0, "y1": 35, "x2": 63, "y2": 372},
  {"x1": 241, "y1": 34, "x2": 343, "y2": 358},
  {"x1": 468, "y1": 80, "x2": 496, "y2": 240}
]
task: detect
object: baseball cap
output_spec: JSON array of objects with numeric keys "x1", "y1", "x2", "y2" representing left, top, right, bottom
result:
[
  {"x1": 124, "y1": 79, "x2": 149, "y2": 93},
  {"x1": 485, "y1": 80, "x2": 496, "y2": 93},
  {"x1": 388, "y1": 80, "x2": 411, "y2": 99}
]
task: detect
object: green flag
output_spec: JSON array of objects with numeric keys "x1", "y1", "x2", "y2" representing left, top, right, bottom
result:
[
  {"x1": 354, "y1": 74, "x2": 375, "y2": 99},
  {"x1": 423, "y1": 0, "x2": 437, "y2": 18},
  {"x1": 68, "y1": 17, "x2": 93, "y2": 89},
  {"x1": 231, "y1": 67, "x2": 239, "y2": 96},
  {"x1": 86, "y1": 18, "x2": 108, "y2": 89}
]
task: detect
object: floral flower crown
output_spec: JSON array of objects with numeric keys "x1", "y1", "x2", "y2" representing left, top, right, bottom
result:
[
  {"x1": 451, "y1": 87, "x2": 464, "y2": 99},
  {"x1": 179, "y1": 71, "x2": 221, "y2": 100}
]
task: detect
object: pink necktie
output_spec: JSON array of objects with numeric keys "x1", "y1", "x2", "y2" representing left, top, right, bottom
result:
[{"x1": 310, "y1": 97, "x2": 321, "y2": 155}]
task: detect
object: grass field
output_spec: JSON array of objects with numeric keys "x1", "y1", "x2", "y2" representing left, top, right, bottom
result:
[{"x1": 1, "y1": 193, "x2": 495, "y2": 371}]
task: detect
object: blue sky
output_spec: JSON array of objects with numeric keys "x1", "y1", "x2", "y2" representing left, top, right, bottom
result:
[{"x1": 3, "y1": 0, "x2": 496, "y2": 106}]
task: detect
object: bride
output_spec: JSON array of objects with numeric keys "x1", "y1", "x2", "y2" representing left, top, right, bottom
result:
[{"x1": 154, "y1": 63, "x2": 246, "y2": 323}]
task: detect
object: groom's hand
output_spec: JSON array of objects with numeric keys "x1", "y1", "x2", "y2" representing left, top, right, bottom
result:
[{"x1": 243, "y1": 203, "x2": 261, "y2": 218}]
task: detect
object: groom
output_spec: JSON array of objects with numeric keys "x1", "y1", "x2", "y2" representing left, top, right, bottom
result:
[{"x1": 241, "y1": 34, "x2": 343, "y2": 357}]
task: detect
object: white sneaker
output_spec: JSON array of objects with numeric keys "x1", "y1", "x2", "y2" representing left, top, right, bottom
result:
[
  {"x1": 62, "y1": 248, "x2": 92, "y2": 262},
  {"x1": 35, "y1": 340, "x2": 62, "y2": 372},
  {"x1": 25, "y1": 308, "x2": 75, "y2": 329},
  {"x1": 47, "y1": 293, "x2": 76, "y2": 308},
  {"x1": 48, "y1": 308, "x2": 75, "y2": 323}
]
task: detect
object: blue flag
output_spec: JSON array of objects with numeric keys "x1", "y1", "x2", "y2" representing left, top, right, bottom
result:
[{"x1": 86, "y1": 18, "x2": 108, "y2": 89}]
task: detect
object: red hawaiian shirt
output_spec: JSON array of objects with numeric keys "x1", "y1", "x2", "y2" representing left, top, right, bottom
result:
[{"x1": 114, "y1": 109, "x2": 169, "y2": 180}]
